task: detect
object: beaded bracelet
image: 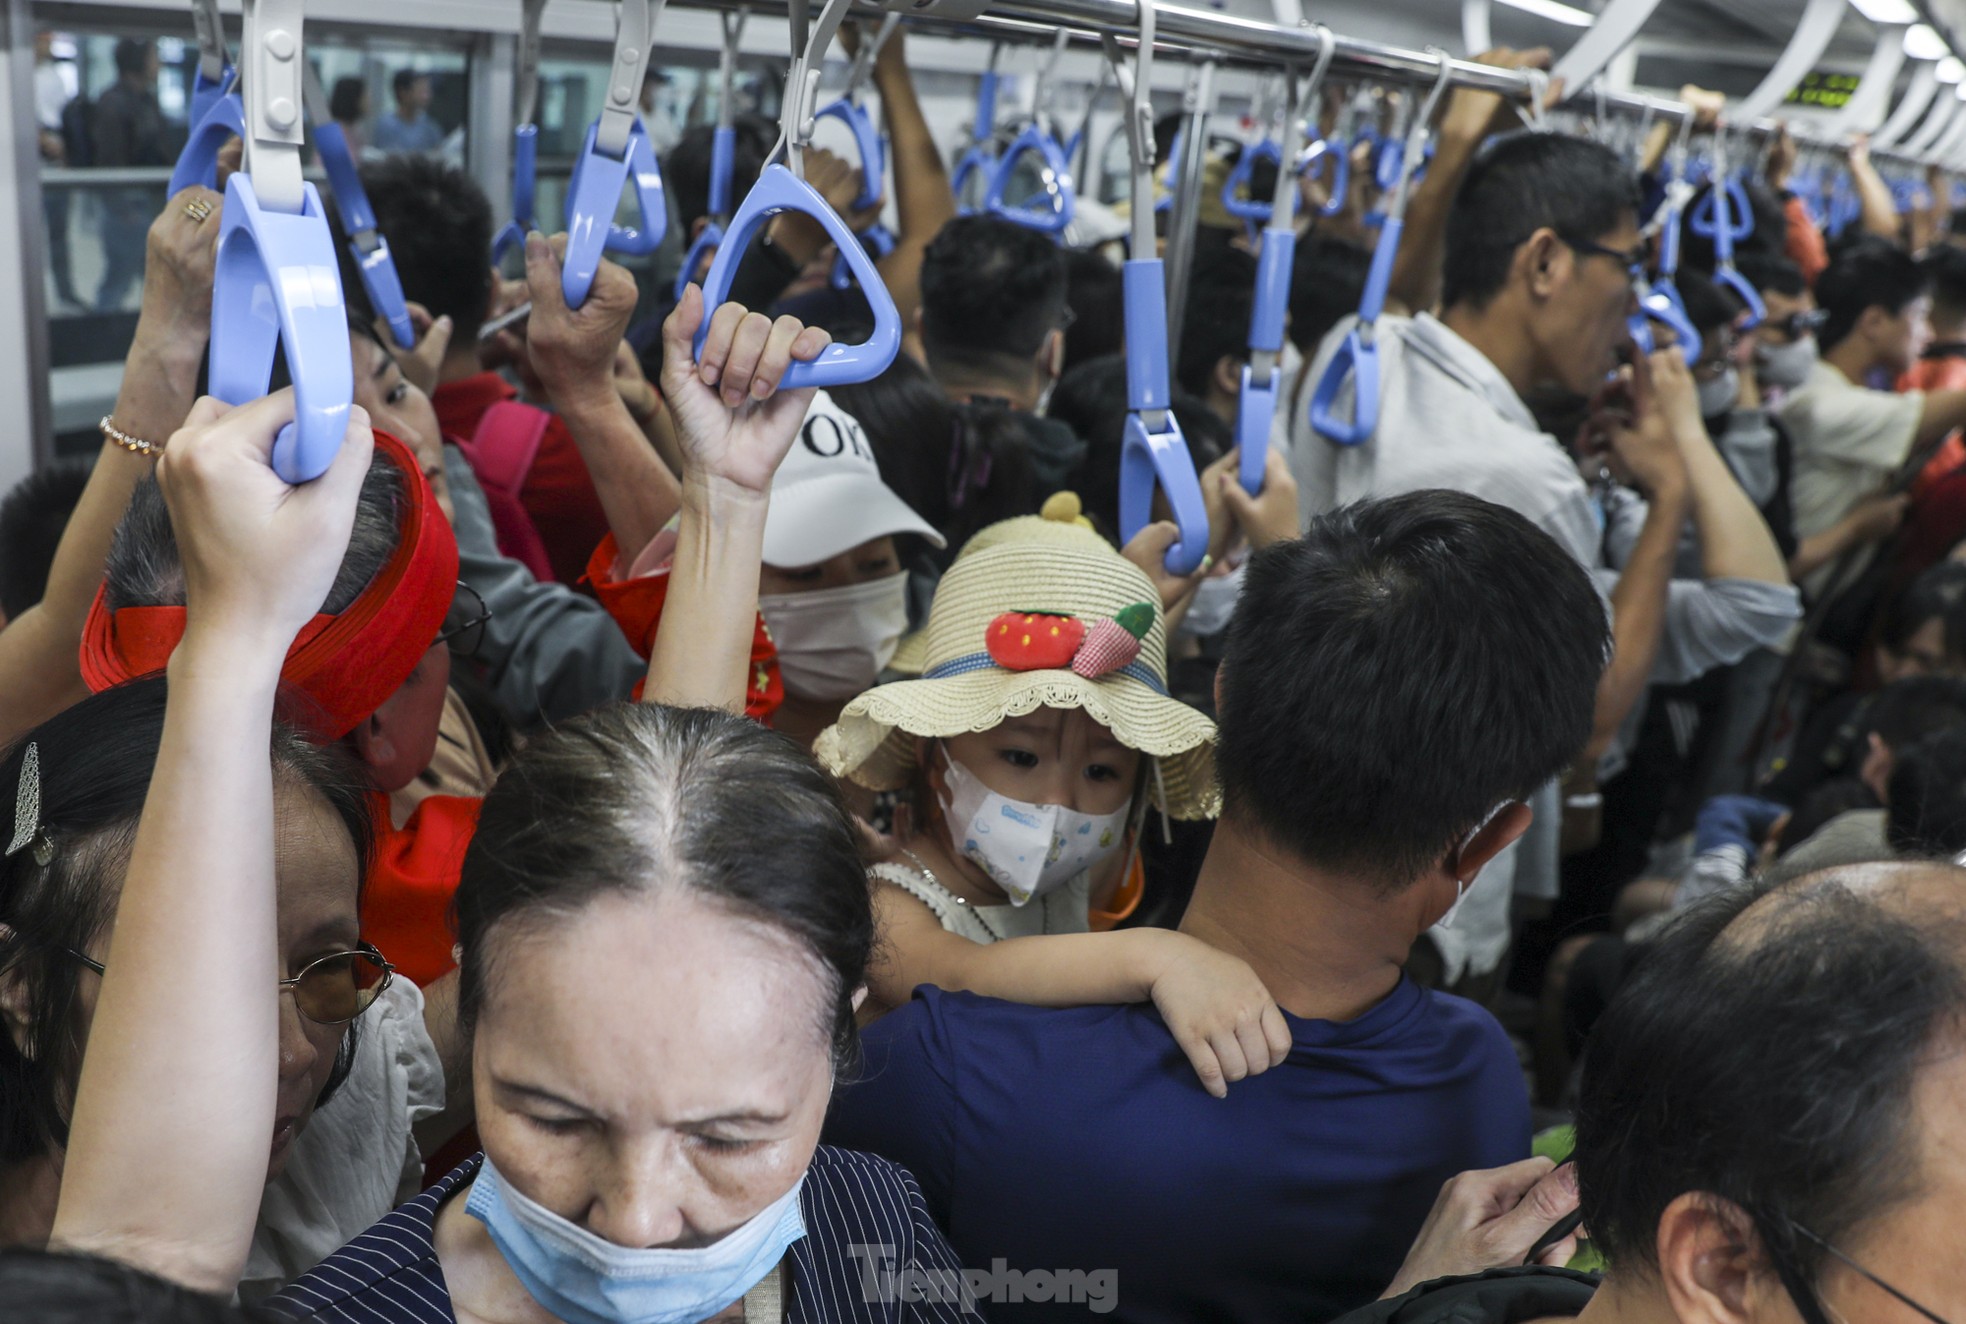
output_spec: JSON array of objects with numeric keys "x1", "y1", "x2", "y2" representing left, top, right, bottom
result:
[{"x1": 99, "y1": 415, "x2": 164, "y2": 458}]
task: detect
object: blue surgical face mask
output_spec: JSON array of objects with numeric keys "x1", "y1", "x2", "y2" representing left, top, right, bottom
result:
[{"x1": 466, "y1": 1156, "x2": 807, "y2": 1324}]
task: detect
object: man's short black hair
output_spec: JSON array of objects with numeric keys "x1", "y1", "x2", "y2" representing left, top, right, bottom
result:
[
  {"x1": 1061, "y1": 248, "x2": 1124, "y2": 375},
  {"x1": 1289, "y1": 233, "x2": 1371, "y2": 355},
  {"x1": 1887, "y1": 727, "x2": 1966, "y2": 855},
  {"x1": 1176, "y1": 247, "x2": 1255, "y2": 399},
  {"x1": 1676, "y1": 268, "x2": 1741, "y2": 339},
  {"x1": 392, "y1": 68, "x2": 426, "y2": 102},
  {"x1": 1880, "y1": 561, "x2": 1966, "y2": 662},
  {"x1": 329, "y1": 76, "x2": 366, "y2": 124},
  {"x1": 1816, "y1": 238, "x2": 1928, "y2": 353},
  {"x1": 356, "y1": 155, "x2": 493, "y2": 341},
  {"x1": 664, "y1": 114, "x2": 774, "y2": 234},
  {"x1": 919, "y1": 215, "x2": 1069, "y2": 378},
  {"x1": 1921, "y1": 244, "x2": 1966, "y2": 323},
  {"x1": 1575, "y1": 872, "x2": 1966, "y2": 1284},
  {"x1": 112, "y1": 39, "x2": 151, "y2": 79},
  {"x1": 1863, "y1": 674, "x2": 1966, "y2": 755},
  {"x1": 1216, "y1": 490, "x2": 1608, "y2": 890},
  {"x1": 1441, "y1": 132, "x2": 1641, "y2": 312},
  {"x1": 0, "y1": 460, "x2": 91, "y2": 619},
  {"x1": 1735, "y1": 251, "x2": 1808, "y2": 300}
]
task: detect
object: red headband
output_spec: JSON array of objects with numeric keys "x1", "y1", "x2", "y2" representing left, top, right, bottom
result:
[{"x1": 79, "y1": 431, "x2": 460, "y2": 740}]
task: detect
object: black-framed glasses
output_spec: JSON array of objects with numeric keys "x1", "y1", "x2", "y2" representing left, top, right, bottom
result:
[
  {"x1": 1559, "y1": 233, "x2": 1646, "y2": 287},
  {"x1": 436, "y1": 580, "x2": 491, "y2": 659},
  {"x1": 1766, "y1": 309, "x2": 1828, "y2": 340},
  {"x1": 1765, "y1": 1214, "x2": 1953, "y2": 1324},
  {"x1": 69, "y1": 942, "x2": 396, "y2": 1027}
]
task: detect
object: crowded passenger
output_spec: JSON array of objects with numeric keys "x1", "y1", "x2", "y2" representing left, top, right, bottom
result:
[{"x1": 12, "y1": 10, "x2": 1966, "y2": 1323}]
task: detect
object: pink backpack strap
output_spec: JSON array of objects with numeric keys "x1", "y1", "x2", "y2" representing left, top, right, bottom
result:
[{"x1": 458, "y1": 400, "x2": 557, "y2": 582}]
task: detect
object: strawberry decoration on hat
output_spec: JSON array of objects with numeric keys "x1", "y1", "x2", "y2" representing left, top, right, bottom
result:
[{"x1": 984, "y1": 603, "x2": 1156, "y2": 680}]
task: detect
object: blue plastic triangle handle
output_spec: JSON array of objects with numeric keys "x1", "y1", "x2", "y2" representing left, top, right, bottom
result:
[
  {"x1": 492, "y1": 123, "x2": 539, "y2": 266},
  {"x1": 313, "y1": 119, "x2": 414, "y2": 349},
  {"x1": 676, "y1": 221, "x2": 724, "y2": 303},
  {"x1": 1222, "y1": 139, "x2": 1282, "y2": 225},
  {"x1": 562, "y1": 119, "x2": 666, "y2": 306},
  {"x1": 169, "y1": 84, "x2": 246, "y2": 198},
  {"x1": 814, "y1": 97, "x2": 887, "y2": 212},
  {"x1": 952, "y1": 145, "x2": 997, "y2": 215},
  {"x1": 1301, "y1": 138, "x2": 1350, "y2": 218},
  {"x1": 1120, "y1": 412, "x2": 1211, "y2": 577},
  {"x1": 1641, "y1": 281, "x2": 1701, "y2": 363},
  {"x1": 188, "y1": 64, "x2": 235, "y2": 142},
  {"x1": 984, "y1": 124, "x2": 1076, "y2": 235},
  {"x1": 1310, "y1": 214, "x2": 1401, "y2": 445},
  {"x1": 209, "y1": 174, "x2": 354, "y2": 485},
  {"x1": 690, "y1": 164, "x2": 901, "y2": 390}
]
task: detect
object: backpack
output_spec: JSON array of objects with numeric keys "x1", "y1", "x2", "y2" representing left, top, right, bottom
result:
[{"x1": 455, "y1": 400, "x2": 556, "y2": 583}]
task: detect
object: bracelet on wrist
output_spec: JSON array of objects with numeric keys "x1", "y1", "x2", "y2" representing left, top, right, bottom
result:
[{"x1": 99, "y1": 416, "x2": 164, "y2": 458}]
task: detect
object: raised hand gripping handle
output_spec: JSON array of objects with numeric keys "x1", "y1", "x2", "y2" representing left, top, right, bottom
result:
[
  {"x1": 210, "y1": 174, "x2": 354, "y2": 484},
  {"x1": 690, "y1": 163, "x2": 901, "y2": 389},
  {"x1": 492, "y1": 123, "x2": 539, "y2": 266},
  {"x1": 983, "y1": 123, "x2": 1076, "y2": 234},
  {"x1": 562, "y1": 119, "x2": 666, "y2": 306},
  {"x1": 1309, "y1": 214, "x2": 1400, "y2": 446},
  {"x1": 312, "y1": 119, "x2": 414, "y2": 348},
  {"x1": 170, "y1": 88, "x2": 247, "y2": 198},
  {"x1": 815, "y1": 97, "x2": 887, "y2": 212},
  {"x1": 1236, "y1": 231, "x2": 1295, "y2": 494}
]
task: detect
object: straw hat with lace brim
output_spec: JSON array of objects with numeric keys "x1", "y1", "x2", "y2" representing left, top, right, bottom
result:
[{"x1": 816, "y1": 508, "x2": 1220, "y2": 820}]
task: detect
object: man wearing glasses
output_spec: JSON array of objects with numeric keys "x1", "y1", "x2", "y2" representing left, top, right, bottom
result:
[{"x1": 1290, "y1": 77, "x2": 1796, "y2": 1001}]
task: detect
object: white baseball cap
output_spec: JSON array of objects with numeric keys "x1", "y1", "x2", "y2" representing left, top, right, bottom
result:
[{"x1": 762, "y1": 390, "x2": 946, "y2": 568}]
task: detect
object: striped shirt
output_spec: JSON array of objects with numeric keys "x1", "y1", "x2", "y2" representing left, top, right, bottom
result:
[{"x1": 270, "y1": 1149, "x2": 979, "y2": 1323}]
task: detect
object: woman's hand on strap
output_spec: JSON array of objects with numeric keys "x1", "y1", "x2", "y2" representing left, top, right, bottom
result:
[
  {"x1": 657, "y1": 284, "x2": 831, "y2": 503},
  {"x1": 159, "y1": 391, "x2": 375, "y2": 656}
]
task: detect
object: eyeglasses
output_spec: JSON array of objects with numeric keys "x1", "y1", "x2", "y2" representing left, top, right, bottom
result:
[
  {"x1": 1766, "y1": 309, "x2": 1827, "y2": 340},
  {"x1": 436, "y1": 580, "x2": 491, "y2": 659},
  {"x1": 70, "y1": 942, "x2": 395, "y2": 1027},
  {"x1": 1765, "y1": 1214, "x2": 1953, "y2": 1324},
  {"x1": 1559, "y1": 234, "x2": 1646, "y2": 287}
]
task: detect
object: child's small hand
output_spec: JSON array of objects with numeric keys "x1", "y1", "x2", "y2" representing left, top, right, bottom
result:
[{"x1": 1149, "y1": 935, "x2": 1292, "y2": 1098}]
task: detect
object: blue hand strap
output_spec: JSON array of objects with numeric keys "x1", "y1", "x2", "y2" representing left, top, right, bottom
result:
[
  {"x1": 1221, "y1": 138, "x2": 1282, "y2": 236},
  {"x1": 1236, "y1": 233, "x2": 1294, "y2": 493},
  {"x1": 954, "y1": 67, "x2": 1001, "y2": 213},
  {"x1": 492, "y1": 123, "x2": 539, "y2": 265},
  {"x1": 1120, "y1": 258, "x2": 1210, "y2": 575},
  {"x1": 312, "y1": 119, "x2": 414, "y2": 348},
  {"x1": 693, "y1": 164, "x2": 900, "y2": 388},
  {"x1": 562, "y1": 118, "x2": 666, "y2": 305},
  {"x1": 1310, "y1": 217, "x2": 1398, "y2": 446},
  {"x1": 1300, "y1": 137, "x2": 1349, "y2": 217},
  {"x1": 189, "y1": 63, "x2": 236, "y2": 141},
  {"x1": 169, "y1": 82, "x2": 246, "y2": 197},
  {"x1": 830, "y1": 223, "x2": 896, "y2": 290},
  {"x1": 211, "y1": 174, "x2": 354, "y2": 483},
  {"x1": 984, "y1": 122, "x2": 1076, "y2": 234},
  {"x1": 1642, "y1": 280, "x2": 1701, "y2": 363},
  {"x1": 815, "y1": 96, "x2": 887, "y2": 212},
  {"x1": 1687, "y1": 174, "x2": 1753, "y2": 248}
]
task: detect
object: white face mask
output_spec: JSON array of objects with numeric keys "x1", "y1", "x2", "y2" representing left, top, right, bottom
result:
[
  {"x1": 939, "y1": 751, "x2": 1131, "y2": 907},
  {"x1": 1697, "y1": 365, "x2": 1741, "y2": 420},
  {"x1": 1179, "y1": 561, "x2": 1246, "y2": 638},
  {"x1": 1755, "y1": 336, "x2": 1818, "y2": 390},
  {"x1": 758, "y1": 571, "x2": 910, "y2": 702}
]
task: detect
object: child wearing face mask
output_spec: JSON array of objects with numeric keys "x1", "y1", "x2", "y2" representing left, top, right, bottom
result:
[{"x1": 816, "y1": 508, "x2": 1293, "y2": 1096}]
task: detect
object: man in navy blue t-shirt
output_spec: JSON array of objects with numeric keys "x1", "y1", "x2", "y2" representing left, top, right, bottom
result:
[{"x1": 826, "y1": 491, "x2": 1613, "y2": 1322}]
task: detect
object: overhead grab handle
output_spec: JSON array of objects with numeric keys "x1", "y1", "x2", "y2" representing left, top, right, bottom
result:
[
  {"x1": 211, "y1": 0, "x2": 353, "y2": 485},
  {"x1": 952, "y1": 43, "x2": 1003, "y2": 212},
  {"x1": 1548, "y1": 0, "x2": 1665, "y2": 101},
  {"x1": 189, "y1": 0, "x2": 234, "y2": 128},
  {"x1": 493, "y1": 0, "x2": 550, "y2": 266},
  {"x1": 984, "y1": 121, "x2": 1078, "y2": 234},
  {"x1": 1104, "y1": 4, "x2": 1209, "y2": 576},
  {"x1": 1734, "y1": 0, "x2": 1846, "y2": 124},
  {"x1": 562, "y1": 0, "x2": 670, "y2": 307},
  {"x1": 676, "y1": 8, "x2": 748, "y2": 302},
  {"x1": 303, "y1": 66, "x2": 413, "y2": 348},
  {"x1": 1687, "y1": 130, "x2": 1767, "y2": 329},
  {"x1": 691, "y1": 0, "x2": 901, "y2": 389},
  {"x1": 1236, "y1": 28, "x2": 1336, "y2": 496},
  {"x1": 1311, "y1": 52, "x2": 1454, "y2": 448}
]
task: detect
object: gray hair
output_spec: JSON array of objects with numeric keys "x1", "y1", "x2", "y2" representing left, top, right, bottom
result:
[{"x1": 104, "y1": 459, "x2": 405, "y2": 613}]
